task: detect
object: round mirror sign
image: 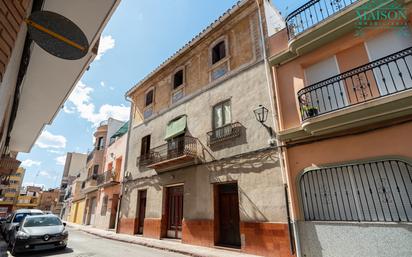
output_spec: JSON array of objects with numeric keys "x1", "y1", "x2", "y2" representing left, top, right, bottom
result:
[{"x1": 26, "y1": 11, "x2": 89, "y2": 60}]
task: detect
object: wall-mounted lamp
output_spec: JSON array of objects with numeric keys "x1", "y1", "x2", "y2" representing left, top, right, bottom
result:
[{"x1": 253, "y1": 105, "x2": 276, "y2": 146}]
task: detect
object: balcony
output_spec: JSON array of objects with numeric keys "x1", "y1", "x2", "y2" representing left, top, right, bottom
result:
[
  {"x1": 290, "y1": 47, "x2": 412, "y2": 138},
  {"x1": 97, "y1": 170, "x2": 120, "y2": 187},
  {"x1": 87, "y1": 149, "x2": 95, "y2": 163},
  {"x1": 82, "y1": 175, "x2": 98, "y2": 193},
  {"x1": 270, "y1": 0, "x2": 395, "y2": 65},
  {"x1": 139, "y1": 136, "x2": 200, "y2": 172},
  {"x1": 207, "y1": 122, "x2": 242, "y2": 146},
  {"x1": 285, "y1": 0, "x2": 360, "y2": 40}
]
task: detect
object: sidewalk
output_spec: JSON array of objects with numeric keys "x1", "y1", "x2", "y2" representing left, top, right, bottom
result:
[{"x1": 67, "y1": 222, "x2": 261, "y2": 257}]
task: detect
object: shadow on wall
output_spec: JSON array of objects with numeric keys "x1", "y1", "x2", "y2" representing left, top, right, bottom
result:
[
  {"x1": 207, "y1": 149, "x2": 281, "y2": 221},
  {"x1": 298, "y1": 221, "x2": 412, "y2": 257},
  {"x1": 120, "y1": 177, "x2": 162, "y2": 220}
]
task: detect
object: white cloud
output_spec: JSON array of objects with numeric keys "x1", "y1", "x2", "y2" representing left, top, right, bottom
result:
[
  {"x1": 95, "y1": 35, "x2": 115, "y2": 61},
  {"x1": 66, "y1": 81, "x2": 130, "y2": 126},
  {"x1": 35, "y1": 131, "x2": 67, "y2": 149},
  {"x1": 39, "y1": 171, "x2": 51, "y2": 178},
  {"x1": 47, "y1": 149, "x2": 64, "y2": 154},
  {"x1": 56, "y1": 155, "x2": 67, "y2": 166},
  {"x1": 109, "y1": 86, "x2": 115, "y2": 91},
  {"x1": 21, "y1": 159, "x2": 41, "y2": 167},
  {"x1": 63, "y1": 105, "x2": 75, "y2": 114},
  {"x1": 100, "y1": 81, "x2": 106, "y2": 87}
]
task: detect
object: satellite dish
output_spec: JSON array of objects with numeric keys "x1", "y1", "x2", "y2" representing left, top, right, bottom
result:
[{"x1": 25, "y1": 11, "x2": 89, "y2": 60}]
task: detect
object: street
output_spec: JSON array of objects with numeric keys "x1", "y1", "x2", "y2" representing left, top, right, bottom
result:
[{"x1": 8, "y1": 228, "x2": 186, "y2": 257}]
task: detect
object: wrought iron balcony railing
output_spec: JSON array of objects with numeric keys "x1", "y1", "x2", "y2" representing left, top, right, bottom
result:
[
  {"x1": 97, "y1": 170, "x2": 119, "y2": 186},
  {"x1": 298, "y1": 47, "x2": 412, "y2": 120},
  {"x1": 139, "y1": 136, "x2": 198, "y2": 167},
  {"x1": 285, "y1": 0, "x2": 359, "y2": 40},
  {"x1": 206, "y1": 122, "x2": 242, "y2": 146},
  {"x1": 87, "y1": 149, "x2": 95, "y2": 162}
]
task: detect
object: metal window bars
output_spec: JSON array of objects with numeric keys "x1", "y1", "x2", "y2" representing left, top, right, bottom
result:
[{"x1": 299, "y1": 159, "x2": 412, "y2": 222}]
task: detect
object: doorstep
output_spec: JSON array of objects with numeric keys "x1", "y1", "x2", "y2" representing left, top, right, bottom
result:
[{"x1": 67, "y1": 222, "x2": 262, "y2": 257}]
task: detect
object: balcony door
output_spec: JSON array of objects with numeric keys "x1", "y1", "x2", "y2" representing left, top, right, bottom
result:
[
  {"x1": 167, "y1": 134, "x2": 185, "y2": 159},
  {"x1": 304, "y1": 56, "x2": 348, "y2": 115},
  {"x1": 365, "y1": 30, "x2": 412, "y2": 95},
  {"x1": 166, "y1": 185, "x2": 183, "y2": 239}
]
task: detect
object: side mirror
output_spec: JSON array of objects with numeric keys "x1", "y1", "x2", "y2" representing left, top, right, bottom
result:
[
  {"x1": 14, "y1": 225, "x2": 20, "y2": 231},
  {"x1": 63, "y1": 222, "x2": 66, "y2": 227}
]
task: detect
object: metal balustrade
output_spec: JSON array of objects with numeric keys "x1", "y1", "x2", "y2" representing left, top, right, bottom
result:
[
  {"x1": 285, "y1": 0, "x2": 359, "y2": 40},
  {"x1": 139, "y1": 136, "x2": 198, "y2": 167},
  {"x1": 206, "y1": 122, "x2": 242, "y2": 146},
  {"x1": 300, "y1": 159, "x2": 412, "y2": 222},
  {"x1": 97, "y1": 170, "x2": 118, "y2": 185},
  {"x1": 298, "y1": 47, "x2": 412, "y2": 120}
]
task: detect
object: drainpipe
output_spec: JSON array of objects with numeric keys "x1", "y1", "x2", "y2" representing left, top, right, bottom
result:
[
  {"x1": 255, "y1": 1, "x2": 299, "y2": 256},
  {"x1": 114, "y1": 95, "x2": 134, "y2": 233}
]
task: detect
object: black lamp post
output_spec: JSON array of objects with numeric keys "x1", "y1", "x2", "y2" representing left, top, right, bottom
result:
[{"x1": 253, "y1": 105, "x2": 275, "y2": 142}]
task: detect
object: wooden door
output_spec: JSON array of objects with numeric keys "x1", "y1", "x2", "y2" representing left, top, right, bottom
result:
[
  {"x1": 137, "y1": 190, "x2": 147, "y2": 234},
  {"x1": 218, "y1": 183, "x2": 241, "y2": 248},
  {"x1": 166, "y1": 186, "x2": 184, "y2": 239},
  {"x1": 109, "y1": 194, "x2": 119, "y2": 229}
]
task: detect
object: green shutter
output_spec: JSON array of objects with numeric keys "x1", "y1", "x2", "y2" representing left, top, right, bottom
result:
[{"x1": 164, "y1": 116, "x2": 187, "y2": 140}]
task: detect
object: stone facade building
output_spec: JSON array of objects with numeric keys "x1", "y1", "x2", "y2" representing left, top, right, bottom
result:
[{"x1": 119, "y1": 1, "x2": 292, "y2": 256}]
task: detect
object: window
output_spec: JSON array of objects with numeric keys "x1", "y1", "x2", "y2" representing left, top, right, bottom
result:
[
  {"x1": 93, "y1": 165, "x2": 99, "y2": 177},
  {"x1": 145, "y1": 89, "x2": 154, "y2": 107},
  {"x1": 173, "y1": 70, "x2": 184, "y2": 89},
  {"x1": 212, "y1": 41, "x2": 226, "y2": 64},
  {"x1": 97, "y1": 137, "x2": 105, "y2": 150},
  {"x1": 140, "y1": 135, "x2": 151, "y2": 158},
  {"x1": 213, "y1": 100, "x2": 231, "y2": 129}
]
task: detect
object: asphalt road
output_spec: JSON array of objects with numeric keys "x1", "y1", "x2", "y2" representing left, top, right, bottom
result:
[{"x1": 8, "y1": 228, "x2": 186, "y2": 257}]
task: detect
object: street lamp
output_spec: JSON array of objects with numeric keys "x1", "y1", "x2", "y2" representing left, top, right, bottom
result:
[
  {"x1": 253, "y1": 105, "x2": 269, "y2": 123},
  {"x1": 253, "y1": 105, "x2": 275, "y2": 146}
]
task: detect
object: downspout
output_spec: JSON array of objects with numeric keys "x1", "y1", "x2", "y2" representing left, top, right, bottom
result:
[
  {"x1": 114, "y1": 95, "x2": 133, "y2": 233},
  {"x1": 255, "y1": 1, "x2": 299, "y2": 256}
]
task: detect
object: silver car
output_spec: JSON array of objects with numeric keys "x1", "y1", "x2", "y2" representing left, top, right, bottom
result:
[
  {"x1": 8, "y1": 215, "x2": 68, "y2": 255},
  {"x1": 1, "y1": 209, "x2": 43, "y2": 242}
]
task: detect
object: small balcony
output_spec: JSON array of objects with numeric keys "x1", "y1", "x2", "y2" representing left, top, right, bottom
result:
[
  {"x1": 97, "y1": 170, "x2": 120, "y2": 187},
  {"x1": 285, "y1": 0, "x2": 360, "y2": 40},
  {"x1": 294, "y1": 47, "x2": 412, "y2": 137},
  {"x1": 207, "y1": 122, "x2": 242, "y2": 146},
  {"x1": 82, "y1": 175, "x2": 98, "y2": 193},
  {"x1": 139, "y1": 136, "x2": 200, "y2": 172}
]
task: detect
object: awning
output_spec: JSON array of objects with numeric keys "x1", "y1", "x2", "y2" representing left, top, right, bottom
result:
[
  {"x1": 164, "y1": 116, "x2": 187, "y2": 140},
  {"x1": 111, "y1": 121, "x2": 129, "y2": 139}
]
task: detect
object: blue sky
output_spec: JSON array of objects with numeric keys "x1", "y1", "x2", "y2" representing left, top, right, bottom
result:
[{"x1": 18, "y1": 0, "x2": 307, "y2": 189}]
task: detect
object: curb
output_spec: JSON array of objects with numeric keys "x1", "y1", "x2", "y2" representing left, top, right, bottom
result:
[{"x1": 67, "y1": 224, "x2": 200, "y2": 257}]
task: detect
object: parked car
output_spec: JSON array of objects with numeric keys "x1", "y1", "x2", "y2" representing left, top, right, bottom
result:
[
  {"x1": 8, "y1": 215, "x2": 68, "y2": 255},
  {"x1": 1, "y1": 209, "x2": 43, "y2": 242}
]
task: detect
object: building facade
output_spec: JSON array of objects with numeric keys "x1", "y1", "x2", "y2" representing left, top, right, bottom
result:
[
  {"x1": 57, "y1": 152, "x2": 87, "y2": 219},
  {"x1": 15, "y1": 185, "x2": 41, "y2": 209},
  {"x1": 82, "y1": 118, "x2": 124, "y2": 226},
  {"x1": 94, "y1": 121, "x2": 128, "y2": 230},
  {"x1": 119, "y1": 1, "x2": 292, "y2": 256},
  {"x1": 0, "y1": 167, "x2": 25, "y2": 216},
  {"x1": 268, "y1": 0, "x2": 412, "y2": 256},
  {"x1": 37, "y1": 188, "x2": 59, "y2": 214}
]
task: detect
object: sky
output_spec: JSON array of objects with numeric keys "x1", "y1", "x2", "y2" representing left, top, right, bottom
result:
[{"x1": 18, "y1": 0, "x2": 307, "y2": 189}]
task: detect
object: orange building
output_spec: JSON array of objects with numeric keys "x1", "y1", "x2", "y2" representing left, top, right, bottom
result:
[{"x1": 268, "y1": 0, "x2": 412, "y2": 256}]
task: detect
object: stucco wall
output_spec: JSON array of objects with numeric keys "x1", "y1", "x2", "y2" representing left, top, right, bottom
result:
[
  {"x1": 126, "y1": 62, "x2": 274, "y2": 181},
  {"x1": 298, "y1": 221, "x2": 412, "y2": 257},
  {"x1": 121, "y1": 149, "x2": 285, "y2": 223}
]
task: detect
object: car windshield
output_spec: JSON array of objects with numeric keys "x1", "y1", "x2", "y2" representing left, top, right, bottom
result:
[
  {"x1": 12, "y1": 212, "x2": 42, "y2": 223},
  {"x1": 23, "y1": 216, "x2": 62, "y2": 227}
]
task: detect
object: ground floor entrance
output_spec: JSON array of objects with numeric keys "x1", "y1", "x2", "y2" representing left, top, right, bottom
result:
[
  {"x1": 136, "y1": 190, "x2": 147, "y2": 234},
  {"x1": 215, "y1": 183, "x2": 241, "y2": 248},
  {"x1": 166, "y1": 185, "x2": 183, "y2": 239},
  {"x1": 109, "y1": 194, "x2": 119, "y2": 229}
]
